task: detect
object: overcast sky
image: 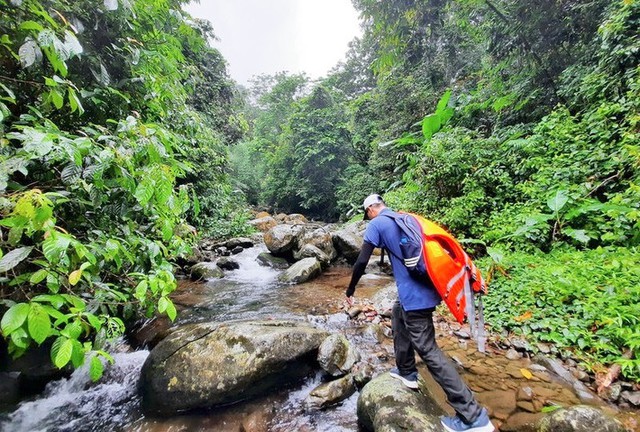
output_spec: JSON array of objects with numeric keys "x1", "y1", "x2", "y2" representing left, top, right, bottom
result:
[{"x1": 183, "y1": 0, "x2": 362, "y2": 85}]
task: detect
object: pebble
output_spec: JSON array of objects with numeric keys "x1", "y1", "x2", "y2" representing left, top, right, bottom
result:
[{"x1": 505, "y1": 348, "x2": 521, "y2": 360}]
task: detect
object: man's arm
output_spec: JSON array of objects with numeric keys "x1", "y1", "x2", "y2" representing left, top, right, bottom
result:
[{"x1": 345, "y1": 241, "x2": 375, "y2": 300}]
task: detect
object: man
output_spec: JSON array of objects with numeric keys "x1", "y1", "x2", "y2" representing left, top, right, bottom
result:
[{"x1": 345, "y1": 194, "x2": 494, "y2": 432}]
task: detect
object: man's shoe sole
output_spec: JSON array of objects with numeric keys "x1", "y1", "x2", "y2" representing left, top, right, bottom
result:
[
  {"x1": 389, "y1": 371, "x2": 419, "y2": 389},
  {"x1": 440, "y1": 420, "x2": 495, "y2": 432}
]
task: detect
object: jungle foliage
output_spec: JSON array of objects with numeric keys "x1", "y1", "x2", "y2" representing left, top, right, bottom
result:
[
  {"x1": 230, "y1": 0, "x2": 639, "y2": 380},
  {"x1": 0, "y1": 0, "x2": 246, "y2": 379}
]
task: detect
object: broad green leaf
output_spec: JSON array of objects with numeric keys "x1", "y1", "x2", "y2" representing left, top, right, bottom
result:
[
  {"x1": 84, "y1": 313, "x2": 103, "y2": 331},
  {"x1": 70, "y1": 339, "x2": 85, "y2": 368},
  {"x1": 42, "y1": 233, "x2": 71, "y2": 263},
  {"x1": 89, "y1": 355, "x2": 104, "y2": 381},
  {"x1": 134, "y1": 179, "x2": 154, "y2": 206},
  {"x1": 1, "y1": 303, "x2": 30, "y2": 335},
  {"x1": 27, "y1": 303, "x2": 51, "y2": 344},
  {"x1": 19, "y1": 21, "x2": 44, "y2": 32},
  {"x1": 61, "y1": 320, "x2": 82, "y2": 340},
  {"x1": 421, "y1": 114, "x2": 441, "y2": 141},
  {"x1": 49, "y1": 89, "x2": 64, "y2": 109},
  {"x1": 547, "y1": 190, "x2": 569, "y2": 213},
  {"x1": 61, "y1": 294, "x2": 85, "y2": 310},
  {"x1": 565, "y1": 229, "x2": 591, "y2": 244},
  {"x1": 436, "y1": 89, "x2": 452, "y2": 113},
  {"x1": 157, "y1": 296, "x2": 169, "y2": 313},
  {"x1": 0, "y1": 246, "x2": 33, "y2": 272},
  {"x1": 10, "y1": 327, "x2": 30, "y2": 349},
  {"x1": 51, "y1": 336, "x2": 73, "y2": 368},
  {"x1": 134, "y1": 280, "x2": 148, "y2": 300},
  {"x1": 29, "y1": 269, "x2": 49, "y2": 284},
  {"x1": 68, "y1": 88, "x2": 84, "y2": 114},
  {"x1": 165, "y1": 299, "x2": 177, "y2": 321}
]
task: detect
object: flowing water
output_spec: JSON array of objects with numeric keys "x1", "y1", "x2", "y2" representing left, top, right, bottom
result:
[
  {"x1": 1, "y1": 244, "x2": 639, "y2": 431},
  {"x1": 0, "y1": 245, "x2": 393, "y2": 432}
]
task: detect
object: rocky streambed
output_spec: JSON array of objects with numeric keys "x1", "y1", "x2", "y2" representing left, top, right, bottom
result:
[{"x1": 1, "y1": 213, "x2": 639, "y2": 431}]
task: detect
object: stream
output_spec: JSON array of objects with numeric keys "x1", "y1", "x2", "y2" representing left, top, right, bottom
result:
[{"x1": 1, "y1": 244, "x2": 638, "y2": 431}]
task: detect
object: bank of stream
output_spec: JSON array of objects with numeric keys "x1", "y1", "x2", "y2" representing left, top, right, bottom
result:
[{"x1": 1, "y1": 244, "x2": 638, "y2": 431}]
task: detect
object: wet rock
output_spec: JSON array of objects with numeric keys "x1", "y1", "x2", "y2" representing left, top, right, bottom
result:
[
  {"x1": 502, "y1": 412, "x2": 543, "y2": 432},
  {"x1": 352, "y1": 362, "x2": 375, "y2": 388},
  {"x1": 216, "y1": 257, "x2": 240, "y2": 270},
  {"x1": 505, "y1": 348, "x2": 521, "y2": 360},
  {"x1": 305, "y1": 375, "x2": 356, "y2": 410},
  {"x1": 264, "y1": 224, "x2": 304, "y2": 255},
  {"x1": 370, "y1": 283, "x2": 397, "y2": 317},
  {"x1": 256, "y1": 252, "x2": 290, "y2": 270},
  {"x1": 297, "y1": 227, "x2": 337, "y2": 261},
  {"x1": 517, "y1": 386, "x2": 535, "y2": 401},
  {"x1": 332, "y1": 222, "x2": 366, "y2": 263},
  {"x1": 602, "y1": 382, "x2": 622, "y2": 402},
  {"x1": 357, "y1": 373, "x2": 445, "y2": 431},
  {"x1": 248, "y1": 216, "x2": 278, "y2": 232},
  {"x1": 476, "y1": 390, "x2": 517, "y2": 420},
  {"x1": 190, "y1": 262, "x2": 224, "y2": 280},
  {"x1": 347, "y1": 305, "x2": 363, "y2": 319},
  {"x1": 533, "y1": 356, "x2": 599, "y2": 404},
  {"x1": 536, "y1": 343, "x2": 552, "y2": 354},
  {"x1": 278, "y1": 257, "x2": 321, "y2": 284},
  {"x1": 140, "y1": 320, "x2": 329, "y2": 415},
  {"x1": 241, "y1": 409, "x2": 270, "y2": 432},
  {"x1": 254, "y1": 211, "x2": 270, "y2": 219},
  {"x1": 620, "y1": 391, "x2": 640, "y2": 406},
  {"x1": 231, "y1": 246, "x2": 244, "y2": 254},
  {"x1": 361, "y1": 324, "x2": 386, "y2": 344},
  {"x1": 536, "y1": 405, "x2": 625, "y2": 432},
  {"x1": 225, "y1": 237, "x2": 254, "y2": 249},
  {"x1": 294, "y1": 244, "x2": 331, "y2": 266},
  {"x1": 0, "y1": 372, "x2": 21, "y2": 408},
  {"x1": 317, "y1": 334, "x2": 361, "y2": 377},
  {"x1": 510, "y1": 338, "x2": 531, "y2": 352},
  {"x1": 571, "y1": 368, "x2": 590, "y2": 382}
]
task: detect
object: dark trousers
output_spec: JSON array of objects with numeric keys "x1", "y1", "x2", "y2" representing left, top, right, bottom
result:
[{"x1": 392, "y1": 301, "x2": 481, "y2": 423}]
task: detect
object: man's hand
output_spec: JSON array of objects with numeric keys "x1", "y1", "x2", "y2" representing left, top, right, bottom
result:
[{"x1": 344, "y1": 295, "x2": 354, "y2": 308}]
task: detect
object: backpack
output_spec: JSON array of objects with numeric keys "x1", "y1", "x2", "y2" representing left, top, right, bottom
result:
[{"x1": 380, "y1": 211, "x2": 488, "y2": 352}]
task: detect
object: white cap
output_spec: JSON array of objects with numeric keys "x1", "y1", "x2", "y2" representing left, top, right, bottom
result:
[{"x1": 363, "y1": 194, "x2": 384, "y2": 210}]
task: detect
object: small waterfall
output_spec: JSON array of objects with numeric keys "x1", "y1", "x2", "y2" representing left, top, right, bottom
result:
[
  {"x1": 225, "y1": 243, "x2": 282, "y2": 285},
  {"x1": 1, "y1": 350, "x2": 148, "y2": 432}
]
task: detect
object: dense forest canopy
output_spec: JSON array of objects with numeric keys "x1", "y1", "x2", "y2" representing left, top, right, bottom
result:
[{"x1": 1, "y1": 0, "x2": 639, "y2": 384}]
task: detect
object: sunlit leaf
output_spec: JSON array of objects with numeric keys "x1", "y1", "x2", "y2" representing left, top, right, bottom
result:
[
  {"x1": 27, "y1": 303, "x2": 51, "y2": 344},
  {"x1": 1, "y1": 303, "x2": 30, "y2": 335}
]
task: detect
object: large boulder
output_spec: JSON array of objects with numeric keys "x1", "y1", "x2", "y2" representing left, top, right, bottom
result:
[
  {"x1": 284, "y1": 213, "x2": 309, "y2": 224},
  {"x1": 357, "y1": 373, "x2": 445, "y2": 432},
  {"x1": 332, "y1": 222, "x2": 366, "y2": 263},
  {"x1": 317, "y1": 334, "x2": 361, "y2": 377},
  {"x1": 248, "y1": 216, "x2": 278, "y2": 232},
  {"x1": 536, "y1": 405, "x2": 624, "y2": 432},
  {"x1": 279, "y1": 257, "x2": 322, "y2": 284},
  {"x1": 264, "y1": 224, "x2": 304, "y2": 255},
  {"x1": 140, "y1": 320, "x2": 329, "y2": 414},
  {"x1": 297, "y1": 227, "x2": 337, "y2": 261}
]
